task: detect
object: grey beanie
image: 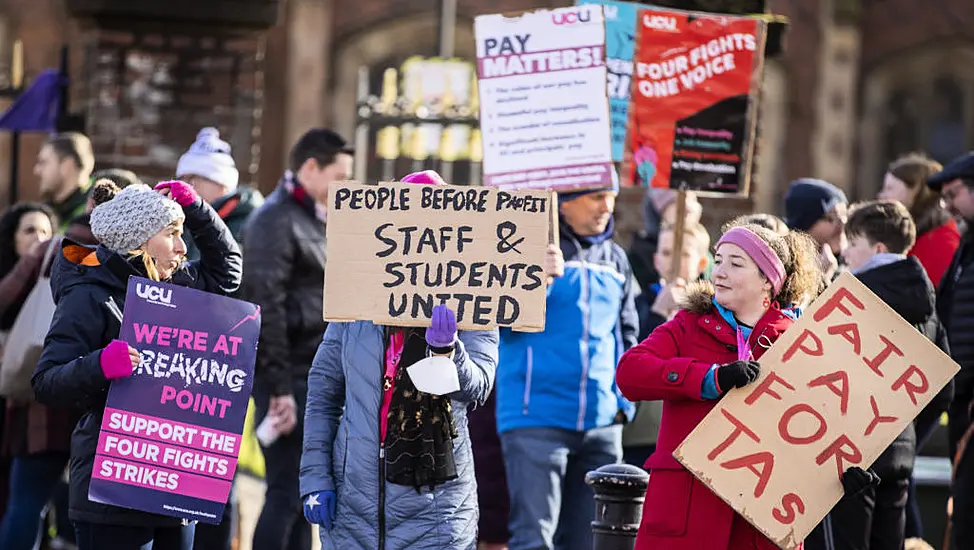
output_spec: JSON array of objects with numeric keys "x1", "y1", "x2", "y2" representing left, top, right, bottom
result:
[{"x1": 90, "y1": 184, "x2": 185, "y2": 253}]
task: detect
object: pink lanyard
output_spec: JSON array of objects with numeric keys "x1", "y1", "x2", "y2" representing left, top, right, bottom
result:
[{"x1": 736, "y1": 328, "x2": 754, "y2": 361}]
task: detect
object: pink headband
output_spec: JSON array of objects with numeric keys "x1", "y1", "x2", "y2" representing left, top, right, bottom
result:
[{"x1": 716, "y1": 227, "x2": 787, "y2": 295}]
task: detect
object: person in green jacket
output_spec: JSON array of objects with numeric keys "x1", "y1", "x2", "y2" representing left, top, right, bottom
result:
[
  {"x1": 176, "y1": 127, "x2": 264, "y2": 261},
  {"x1": 33, "y1": 132, "x2": 94, "y2": 229}
]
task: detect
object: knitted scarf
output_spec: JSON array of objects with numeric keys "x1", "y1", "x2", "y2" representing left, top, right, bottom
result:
[{"x1": 384, "y1": 328, "x2": 459, "y2": 491}]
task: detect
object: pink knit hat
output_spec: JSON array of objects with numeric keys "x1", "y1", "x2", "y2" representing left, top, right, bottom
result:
[
  {"x1": 716, "y1": 227, "x2": 787, "y2": 295},
  {"x1": 400, "y1": 170, "x2": 446, "y2": 185}
]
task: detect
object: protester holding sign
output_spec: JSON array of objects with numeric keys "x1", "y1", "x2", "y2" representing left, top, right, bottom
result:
[
  {"x1": 615, "y1": 223, "x2": 823, "y2": 549},
  {"x1": 31, "y1": 180, "x2": 241, "y2": 550},
  {"x1": 300, "y1": 170, "x2": 498, "y2": 550}
]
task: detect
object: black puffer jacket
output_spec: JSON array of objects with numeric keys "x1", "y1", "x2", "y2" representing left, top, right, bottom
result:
[
  {"x1": 31, "y1": 199, "x2": 241, "y2": 527},
  {"x1": 241, "y1": 181, "x2": 326, "y2": 397},
  {"x1": 939, "y1": 230, "x2": 974, "y2": 456},
  {"x1": 856, "y1": 256, "x2": 952, "y2": 479}
]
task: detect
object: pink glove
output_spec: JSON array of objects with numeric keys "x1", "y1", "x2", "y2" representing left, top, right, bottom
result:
[
  {"x1": 100, "y1": 340, "x2": 135, "y2": 380},
  {"x1": 154, "y1": 180, "x2": 199, "y2": 207}
]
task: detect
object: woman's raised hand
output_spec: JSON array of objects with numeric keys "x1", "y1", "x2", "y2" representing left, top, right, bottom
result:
[
  {"x1": 154, "y1": 180, "x2": 199, "y2": 208},
  {"x1": 715, "y1": 360, "x2": 761, "y2": 392}
]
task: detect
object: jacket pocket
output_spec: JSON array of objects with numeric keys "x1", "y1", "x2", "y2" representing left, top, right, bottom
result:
[
  {"x1": 522, "y1": 346, "x2": 533, "y2": 414},
  {"x1": 640, "y1": 469, "x2": 692, "y2": 536}
]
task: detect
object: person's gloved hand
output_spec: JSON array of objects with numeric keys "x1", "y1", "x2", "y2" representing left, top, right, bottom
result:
[
  {"x1": 303, "y1": 491, "x2": 336, "y2": 530},
  {"x1": 100, "y1": 339, "x2": 140, "y2": 380},
  {"x1": 154, "y1": 180, "x2": 199, "y2": 208},
  {"x1": 426, "y1": 304, "x2": 458, "y2": 349},
  {"x1": 715, "y1": 360, "x2": 761, "y2": 393},
  {"x1": 841, "y1": 466, "x2": 880, "y2": 497}
]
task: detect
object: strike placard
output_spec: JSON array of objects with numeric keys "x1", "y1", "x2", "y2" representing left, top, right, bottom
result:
[
  {"x1": 323, "y1": 181, "x2": 552, "y2": 332},
  {"x1": 623, "y1": 7, "x2": 765, "y2": 195},
  {"x1": 90, "y1": 278, "x2": 260, "y2": 524},
  {"x1": 475, "y1": 6, "x2": 614, "y2": 191},
  {"x1": 673, "y1": 273, "x2": 958, "y2": 548}
]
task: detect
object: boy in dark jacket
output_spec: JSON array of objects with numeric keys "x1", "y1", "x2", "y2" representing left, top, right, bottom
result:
[{"x1": 808, "y1": 199, "x2": 952, "y2": 550}]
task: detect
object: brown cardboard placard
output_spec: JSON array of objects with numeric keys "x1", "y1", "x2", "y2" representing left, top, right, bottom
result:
[
  {"x1": 674, "y1": 272, "x2": 958, "y2": 548},
  {"x1": 323, "y1": 181, "x2": 551, "y2": 332}
]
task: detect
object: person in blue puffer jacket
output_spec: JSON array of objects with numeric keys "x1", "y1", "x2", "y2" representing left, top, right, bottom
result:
[{"x1": 496, "y1": 171, "x2": 639, "y2": 550}]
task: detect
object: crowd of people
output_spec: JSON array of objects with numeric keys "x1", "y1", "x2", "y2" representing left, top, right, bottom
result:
[{"x1": 0, "y1": 122, "x2": 972, "y2": 550}]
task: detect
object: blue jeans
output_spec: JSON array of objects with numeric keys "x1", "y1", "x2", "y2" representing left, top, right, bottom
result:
[
  {"x1": 74, "y1": 522, "x2": 195, "y2": 550},
  {"x1": 0, "y1": 451, "x2": 69, "y2": 550},
  {"x1": 501, "y1": 425, "x2": 623, "y2": 550}
]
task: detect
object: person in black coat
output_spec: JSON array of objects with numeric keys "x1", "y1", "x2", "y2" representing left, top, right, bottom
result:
[
  {"x1": 30, "y1": 180, "x2": 242, "y2": 550},
  {"x1": 807, "y1": 200, "x2": 952, "y2": 550}
]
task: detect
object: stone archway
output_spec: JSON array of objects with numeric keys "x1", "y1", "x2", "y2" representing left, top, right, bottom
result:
[
  {"x1": 857, "y1": 44, "x2": 974, "y2": 198},
  {"x1": 329, "y1": 15, "x2": 478, "y2": 139}
]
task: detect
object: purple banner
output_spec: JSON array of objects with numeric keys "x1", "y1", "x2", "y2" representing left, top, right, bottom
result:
[{"x1": 89, "y1": 277, "x2": 260, "y2": 524}]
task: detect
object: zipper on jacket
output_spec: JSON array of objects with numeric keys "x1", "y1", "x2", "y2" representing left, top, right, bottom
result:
[
  {"x1": 522, "y1": 346, "x2": 534, "y2": 414},
  {"x1": 378, "y1": 328, "x2": 388, "y2": 550},
  {"x1": 571, "y1": 236, "x2": 591, "y2": 432}
]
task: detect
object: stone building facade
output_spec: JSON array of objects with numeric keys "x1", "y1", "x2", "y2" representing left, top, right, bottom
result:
[{"x1": 0, "y1": 0, "x2": 972, "y2": 243}]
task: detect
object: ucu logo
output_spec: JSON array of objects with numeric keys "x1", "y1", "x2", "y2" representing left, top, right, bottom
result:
[
  {"x1": 643, "y1": 14, "x2": 678, "y2": 31},
  {"x1": 136, "y1": 283, "x2": 174, "y2": 307},
  {"x1": 603, "y1": 5, "x2": 618, "y2": 19},
  {"x1": 552, "y1": 10, "x2": 591, "y2": 25}
]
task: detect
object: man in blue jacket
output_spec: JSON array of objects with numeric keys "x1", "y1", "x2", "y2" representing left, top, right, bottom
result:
[{"x1": 497, "y1": 173, "x2": 638, "y2": 550}]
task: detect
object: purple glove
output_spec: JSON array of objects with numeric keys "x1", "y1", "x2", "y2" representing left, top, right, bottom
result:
[
  {"x1": 154, "y1": 180, "x2": 199, "y2": 207},
  {"x1": 426, "y1": 304, "x2": 458, "y2": 348},
  {"x1": 101, "y1": 339, "x2": 135, "y2": 380}
]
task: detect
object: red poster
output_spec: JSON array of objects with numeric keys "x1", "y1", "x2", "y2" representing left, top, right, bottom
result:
[{"x1": 623, "y1": 9, "x2": 765, "y2": 195}]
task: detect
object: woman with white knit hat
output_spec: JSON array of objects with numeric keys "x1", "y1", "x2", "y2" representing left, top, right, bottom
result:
[{"x1": 31, "y1": 179, "x2": 242, "y2": 550}]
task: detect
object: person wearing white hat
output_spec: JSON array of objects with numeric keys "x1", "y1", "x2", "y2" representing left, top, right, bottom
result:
[{"x1": 176, "y1": 128, "x2": 264, "y2": 261}]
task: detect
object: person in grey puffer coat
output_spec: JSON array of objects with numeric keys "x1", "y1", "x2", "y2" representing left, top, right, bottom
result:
[{"x1": 299, "y1": 315, "x2": 498, "y2": 549}]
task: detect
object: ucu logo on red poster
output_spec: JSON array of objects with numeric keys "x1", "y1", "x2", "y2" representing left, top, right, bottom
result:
[
  {"x1": 136, "y1": 282, "x2": 174, "y2": 307},
  {"x1": 643, "y1": 14, "x2": 678, "y2": 32},
  {"x1": 552, "y1": 10, "x2": 592, "y2": 25}
]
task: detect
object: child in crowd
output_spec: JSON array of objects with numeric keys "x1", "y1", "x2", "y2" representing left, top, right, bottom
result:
[
  {"x1": 624, "y1": 222, "x2": 710, "y2": 467},
  {"x1": 807, "y1": 200, "x2": 951, "y2": 550}
]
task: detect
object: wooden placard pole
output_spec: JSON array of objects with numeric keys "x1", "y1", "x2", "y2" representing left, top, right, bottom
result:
[{"x1": 668, "y1": 189, "x2": 688, "y2": 283}]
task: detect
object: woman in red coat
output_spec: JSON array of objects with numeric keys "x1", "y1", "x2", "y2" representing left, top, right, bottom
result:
[
  {"x1": 878, "y1": 152, "x2": 960, "y2": 288},
  {"x1": 616, "y1": 223, "x2": 824, "y2": 550}
]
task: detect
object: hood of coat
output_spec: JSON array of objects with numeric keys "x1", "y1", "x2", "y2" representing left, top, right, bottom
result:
[
  {"x1": 855, "y1": 256, "x2": 934, "y2": 325},
  {"x1": 50, "y1": 240, "x2": 138, "y2": 304}
]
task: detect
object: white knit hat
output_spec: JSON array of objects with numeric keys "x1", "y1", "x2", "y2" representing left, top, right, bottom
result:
[
  {"x1": 176, "y1": 127, "x2": 239, "y2": 191},
  {"x1": 90, "y1": 184, "x2": 185, "y2": 253}
]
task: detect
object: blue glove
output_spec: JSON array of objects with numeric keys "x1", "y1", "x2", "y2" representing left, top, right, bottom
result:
[
  {"x1": 426, "y1": 304, "x2": 458, "y2": 348},
  {"x1": 303, "y1": 491, "x2": 336, "y2": 530}
]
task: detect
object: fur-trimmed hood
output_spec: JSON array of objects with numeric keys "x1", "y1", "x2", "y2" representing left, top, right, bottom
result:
[{"x1": 680, "y1": 280, "x2": 717, "y2": 315}]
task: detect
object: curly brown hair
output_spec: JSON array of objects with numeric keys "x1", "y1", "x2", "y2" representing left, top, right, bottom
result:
[{"x1": 729, "y1": 223, "x2": 824, "y2": 306}]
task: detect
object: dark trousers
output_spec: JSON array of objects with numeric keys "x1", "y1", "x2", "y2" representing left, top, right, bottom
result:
[
  {"x1": 74, "y1": 522, "x2": 195, "y2": 550},
  {"x1": 0, "y1": 451, "x2": 69, "y2": 550},
  {"x1": 252, "y1": 384, "x2": 310, "y2": 550},
  {"x1": 192, "y1": 481, "x2": 236, "y2": 550},
  {"x1": 806, "y1": 476, "x2": 910, "y2": 550}
]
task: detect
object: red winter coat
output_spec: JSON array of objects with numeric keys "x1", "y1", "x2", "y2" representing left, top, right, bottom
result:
[
  {"x1": 616, "y1": 285, "x2": 799, "y2": 550},
  {"x1": 910, "y1": 218, "x2": 960, "y2": 289}
]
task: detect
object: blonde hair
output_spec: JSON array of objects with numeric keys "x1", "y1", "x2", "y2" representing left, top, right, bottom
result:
[{"x1": 126, "y1": 219, "x2": 184, "y2": 282}]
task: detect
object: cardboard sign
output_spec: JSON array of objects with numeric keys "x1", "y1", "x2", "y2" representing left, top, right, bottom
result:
[
  {"x1": 576, "y1": 0, "x2": 640, "y2": 162},
  {"x1": 623, "y1": 7, "x2": 765, "y2": 195},
  {"x1": 90, "y1": 278, "x2": 260, "y2": 524},
  {"x1": 474, "y1": 6, "x2": 615, "y2": 191},
  {"x1": 674, "y1": 273, "x2": 958, "y2": 548},
  {"x1": 323, "y1": 181, "x2": 552, "y2": 332}
]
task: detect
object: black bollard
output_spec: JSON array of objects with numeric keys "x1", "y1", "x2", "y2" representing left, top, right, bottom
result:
[{"x1": 585, "y1": 463, "x2": 649, "y2": 550}]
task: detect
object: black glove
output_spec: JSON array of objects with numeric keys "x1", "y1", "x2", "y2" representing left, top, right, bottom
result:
[
  {"x1": 841, "y1": 466, "x2": 880, "y2": 497},
  {"x1": 716, "y1": 360, "x2": 761, "y2": 392}
]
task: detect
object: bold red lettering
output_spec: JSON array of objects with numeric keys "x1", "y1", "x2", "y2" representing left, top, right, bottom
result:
[
  {"x1": 744, "y1": 372, "x2": 796, "y2": 406},
  {"x1": 815, "y1": 435, "x2": 862, "y2": 479},
  {"x1": 827, "y1": 323, "x2": 861, "y2": 355},
  {"x1": 808, "y1": 371, "x2": 850, "y2": 414},
  {"x1": 778, "y1": 404, "x2": 828, "y2": 445},
  {"x1": 862, "y1": 336, "x2": 904, "y2": 377},
  {"x1": 708, "y1": 409, "x2": 761, "y2": 461},
  {"x1": 782, "y1": 330, "x2": 824, "y2": 363},
  {"x1": 864, "y1": 395, "x2": 898, "y2": 437},
  {"x1": 720, "y1": 451, "x2": 775, "y2": 498},
  {"x1": 812, "y1": 286, "x2": 865, "y2": 322},
  {"x1": 891, "y1": 365, "x2": 929, "y2": 406},
  {"x1": 772, "y1": 493, "x2": 806, "y2": 525}
]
